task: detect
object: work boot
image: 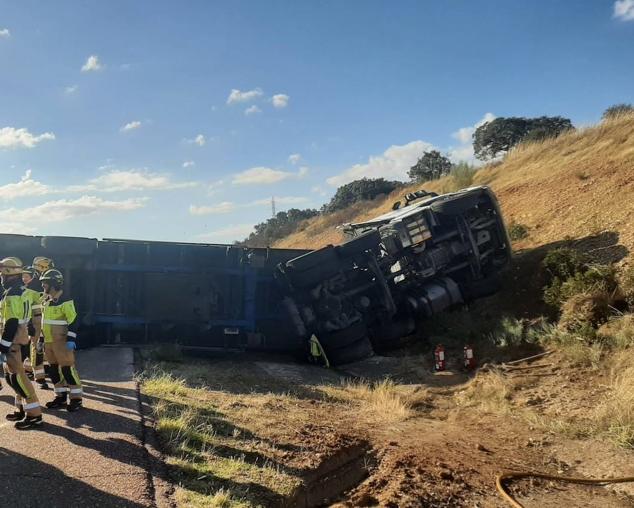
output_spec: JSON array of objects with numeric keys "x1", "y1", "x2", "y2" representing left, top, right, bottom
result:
[
  {"x1": 6, "y1": 409, "x2": 25, "y2": 421},
  {"x1": 36, "y1": 379, "x2": 51, "y2": 390},
  {"x1": 67, "y1": 399, "x2": 83, "y2": 412},
  {"x1": 45, "y1": 395, "x2": 68, "y2": 409},
  {"x1": 14, "y1": 415, "x2": 43, "y2": 430}
]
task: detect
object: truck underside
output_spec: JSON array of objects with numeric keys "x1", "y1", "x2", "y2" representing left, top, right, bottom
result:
[{"x1": 276, "y1": 186, "x2": 512, "y2": 364}]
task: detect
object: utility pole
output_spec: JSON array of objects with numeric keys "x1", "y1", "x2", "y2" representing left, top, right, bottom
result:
[{"x1": 271, "y1": 196, "x2": 276, "y2": 217}]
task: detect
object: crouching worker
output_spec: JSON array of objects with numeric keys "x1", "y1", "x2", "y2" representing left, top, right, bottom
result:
[
  {"x1": 40, "y1": 269, "x2": 83, "y2": 412},
  {"x1": 0, "y1": 257, "x2": 43, "y2": 429}
]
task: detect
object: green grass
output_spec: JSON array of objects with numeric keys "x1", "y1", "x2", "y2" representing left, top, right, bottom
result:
[{"x1": 140, "y1": 366, "x2": 303, "y2": 508}]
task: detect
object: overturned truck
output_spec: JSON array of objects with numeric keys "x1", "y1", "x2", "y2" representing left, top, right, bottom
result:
[{"x1": 276, "y1": 186, "x2": 512, "y2": 364}]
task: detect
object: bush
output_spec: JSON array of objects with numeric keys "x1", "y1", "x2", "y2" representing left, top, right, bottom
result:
[
  {"x1": 618, "y1": 265, "x2": 634, "y2": 309},
  {"x1": 558, "y1": 292, "x2": 611, "y2": 336},
  {"x1": 602, "y1": 103, "x2": 634, "y2": 121},
  {"x1": 544, "y1": 264, "x2": 618, "y2": 308},
  {"x1": 323, "y1": 178, "x2": 402, "y2": 213},
  {"x1": 542, "y1": 248, "x2": 589, "y2": 281},
  {"x1": 597, "y1": 314, "x2": 634, "y2": 349},
  {"x1": 508, "y1": 222, "x2": 529, "y2": 242}
]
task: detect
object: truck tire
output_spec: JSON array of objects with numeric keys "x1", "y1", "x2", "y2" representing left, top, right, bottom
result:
[
  {"x1": 286, "y1": 245, "x2": 338, "y2": 272},
  {"x1": 461, "y1": 273, "x2": 501, "y2": 301},
  {"x1": 326, "y1": 336, "x2": 374, "y2": 365},
  {"x1": 320, "y1": 321, "x2": 367, "y2": 350},
  {"x1": 337, "y1": 230, "x2": 381, "y2": 258},
  {"x1": 430, "y1": 190, "x2": 484, "y2": 216},
  {"x1": 289, "y1": 263, "x2": 340, "y2": 288}
]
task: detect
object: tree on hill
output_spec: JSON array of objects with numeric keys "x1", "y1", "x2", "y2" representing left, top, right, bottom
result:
[
  {"x1": 408, "y1": 150, "x2": 453, "y2": 182},
  {"x1": 602, "y1": 103, "x2": 634, "y2": 120},
  {"x1": 242, "y1": 208, "x2": 320, "y2": 247},
  {"x1": 473, "y1": 116, "x2": 573, "y2": 160},
  {"x1": 323, "y1": 178, "x2": 402, "y2": 213}
]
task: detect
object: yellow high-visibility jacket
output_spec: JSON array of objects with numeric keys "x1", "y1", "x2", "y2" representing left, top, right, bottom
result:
[
  {"x1": 42, "y1": 293, "x2": 78, "y2": 344},
  {"x1": 1, "y1": 285, "x2": 30, "y2": 347}
]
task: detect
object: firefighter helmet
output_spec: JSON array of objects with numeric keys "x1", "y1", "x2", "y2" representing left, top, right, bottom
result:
[
  {"x1": 33, "y1": 256, "x2": 54, "y2": 274},
  {"x1": 39, "y1": 269, "x2": 64, "y2": 288},
  {"x1": 22, "y1": 265, "x2": 37, "y2": 278},
  {"x1": 0, "y1": 257, "x2": 24, "y2": 276}
]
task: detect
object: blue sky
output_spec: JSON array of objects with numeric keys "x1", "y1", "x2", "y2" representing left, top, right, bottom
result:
[{"x1": 1, "y1": 0, "x2": 633, "y2": 243}]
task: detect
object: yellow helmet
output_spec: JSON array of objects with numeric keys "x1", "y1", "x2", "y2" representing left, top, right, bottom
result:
[
  {"x1": 33, "y1": 256, "x2": 54, "y2": 274},
  {"x1": 0, "y1": 257, "x2": 24, "y2": 276}
]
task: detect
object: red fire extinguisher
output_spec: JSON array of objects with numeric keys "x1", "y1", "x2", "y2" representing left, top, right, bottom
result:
[
  {"x1": 463, "y1": 344, "x2": 476, "y2": 370},
  {"x1": 434, "y1": 344, "x2": 446, "y2": 371}
]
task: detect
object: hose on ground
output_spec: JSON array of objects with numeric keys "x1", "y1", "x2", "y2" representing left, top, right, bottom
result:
[{"x1": 496, "y1": 470, "x2": 634, "y2": 508}]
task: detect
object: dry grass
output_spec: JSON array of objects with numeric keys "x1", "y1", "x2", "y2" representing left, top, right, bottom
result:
[
  {"x1": 275, "y1": 113, "x2": 634, "y2": 252},
  {"x1": 320, "y1": 378, "x2": 425, "y2": 424},
  {"x1": 454, "y1": 369, "x2": 519, "y2": 415},
  {"x1": 593, "y1": 350, "x2": 634, "y2": 448}
]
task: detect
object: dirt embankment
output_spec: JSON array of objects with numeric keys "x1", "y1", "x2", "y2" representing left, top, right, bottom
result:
[{"x1": 274, "y1": 113, "x2": 634, "y2": 255}]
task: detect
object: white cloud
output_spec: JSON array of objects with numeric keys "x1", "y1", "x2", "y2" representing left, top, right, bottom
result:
[
  {"x1": 272, "y1": 94, "x2": 290, "y2": 108},
  {"x1": 0, "y1": 127, "x2": 56, "y2": 149},
  {"x1": 614, "y1": 0, "x2": 634, "y2": 20},
  {"x1": 81, "y1": 55, "x2": 103, "y2": 72},
  {"x1": 0, "y1": 195, "x2": 147, "y2": 226},
  {"x1": 183, "y1": 161, "x2": 195, "y2": 168},
  {"x1": 189, "y1": 202, "x2": 236, "y2": 215},
  {"x1": 0, "y1": 28, "x2": 10, "y2": 38},
  {"x1": 326, "y1": 140, "x2": 434, "y2": 187},
  {"x1": 311, "y1": 185, "x2": 328, "y2": 197},
  {"x1": 0, "y1": 170, "x2": 51, "y2": 200},
  {"x1": 64, "y1": 84, "x2": 78, "y2": 94},
  {"x1": 232, "y1": 166, "x2": 308, "y2": 185},
  {"x1": 448, "y1": 112, "x2": 496, "y2": 163},
  {"x1": 70, "y1": 169, "x2": 196, "y2": 193},
  {"x1": 288, "y1": 153, "x2": 302, "y2": 165},
  {"x1": 451, "y1": 112, "x2": 495, "y2": 144},
  {"x1": 196, "y1": 224, "x2": 254, "y2": 243},
  {"x1": 185, "y1": 134, "x2": 206, "y2": 146},
  {"x1": 245, "y1": 105, "x2": 262, "y2": 116},
  {"x1": 226, "y1": 88, "x2": 263, "y2": 105},
  {"x1": 120, "y1": 120, "x2": 142, "y2": 132}
]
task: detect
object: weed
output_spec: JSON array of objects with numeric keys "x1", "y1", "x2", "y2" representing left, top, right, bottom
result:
[
  {"x1": 593, "y1": 351, "x2": 634, "y2": 448},
  {"x1": 597, "y1": 314, "x2": 634, "y2": 349},
  {"x1": 455, "y1": 369, "x2": 517, "y2": 414},
  {"x1": 150, "y1": 343, "x2": 184, "y2": 363},
  {"x1": 508, "y1": 222, "x2": 529, "y2": 242},
  {"x1": 321, "y1": 378, "x2": 415, "y2": 423}
]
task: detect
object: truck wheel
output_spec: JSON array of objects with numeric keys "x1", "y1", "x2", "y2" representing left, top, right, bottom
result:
[
  {"x1": 461, "y1": 273, "x2": 501, "y2": 300},
  {"x1": 326, "y1": 336, "x2": 374, "y2": 365},
  {"x1": 320, "y1": 321, "x2": 367, "y2": 350},
  {"x1": 286, "y1": 245, "x2": 338, "y2": 272},
  {"x1": 430, "y1": 190, "x2": 484, "y2": 215},
  {"x1": 336, "y1": 230, "x2": 381, "y2": 258}
]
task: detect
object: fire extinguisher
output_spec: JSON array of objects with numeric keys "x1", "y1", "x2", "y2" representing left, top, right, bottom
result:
[
  {"x1": 434, "y1": 344, "x2": 445, "y2": 371},
  {"x1": 463, "y1": 344, "x2": 476, "y2": 370}
]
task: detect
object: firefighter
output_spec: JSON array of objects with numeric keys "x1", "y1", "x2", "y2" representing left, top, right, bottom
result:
[
  {"x1": 22, "y1": 266, "x2": 49, "y2": 389},
  {"x1": 40, "y1": 269, "x2": 83, "y2": 411},
  {"x1": 0, "y1": 257, "x2": 43, "y2": 429},
  {"x1": 33, "y1": 256, "x2": 54, "y2": 277}
]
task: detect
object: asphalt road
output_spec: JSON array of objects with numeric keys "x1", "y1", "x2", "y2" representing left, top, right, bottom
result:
[{"x1": 0, "y1": 347, "x2": 171, "y2": 508}]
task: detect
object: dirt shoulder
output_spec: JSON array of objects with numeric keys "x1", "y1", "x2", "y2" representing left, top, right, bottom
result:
[{"x1": 141, "y1": 350, "x2": 633, "y2": 507}]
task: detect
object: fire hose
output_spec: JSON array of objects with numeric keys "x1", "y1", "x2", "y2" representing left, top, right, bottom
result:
[{"x1": 496, "y1": 470, "x2": 634, "y2": 508}]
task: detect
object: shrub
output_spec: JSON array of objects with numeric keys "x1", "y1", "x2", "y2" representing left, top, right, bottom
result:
[
  {"x1": 542, "y1": 247, "x2": 588, "y2": 281},
  {"x1": 602, "y1": 103, "x2": 634, "y2": 121},
  {"x1": 545, "y1": 264, "x2": 618, "y2": 308},
  {"x1": 597, "y1": 314, "x2": 634, "y2": 349},
  {"x1": 558, "y1": 292, "x2": 611, "y2": 335},
  {"x1": 449, "y1": 162, "x2": 476, "y2": 190},
  {"x1": 508, "y1": 222, "x2": 529, "y2": 242},
  {"x1": 618, "y1": 265, "x2": 634, "y2": 309},
  {"x1": 323, "y1": 178, "x2": 402, "y2": 213}
]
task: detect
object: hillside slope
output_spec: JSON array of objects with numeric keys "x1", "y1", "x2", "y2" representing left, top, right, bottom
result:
[{"x1": 274, "y1": 113, "x2": 634, "y2": 255}]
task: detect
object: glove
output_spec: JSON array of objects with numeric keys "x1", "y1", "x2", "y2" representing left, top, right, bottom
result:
[
  {"x1": 0, "y1": 353, "x2": 6, "y2": 364},
  {"x1": 66, "y1": 341, "x2": 77, "y2": 351}
]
